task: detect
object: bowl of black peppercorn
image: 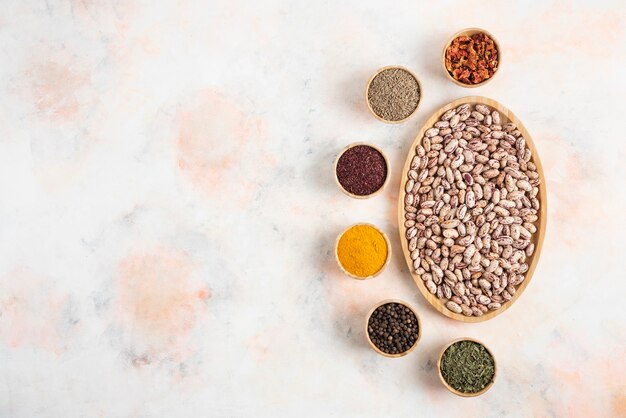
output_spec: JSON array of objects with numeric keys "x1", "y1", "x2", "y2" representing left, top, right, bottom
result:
[{"x1": 365, "y1": 299, "x2": 421, "y2": 357}]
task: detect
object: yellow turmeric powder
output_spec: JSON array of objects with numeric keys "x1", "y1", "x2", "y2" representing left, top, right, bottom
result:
[{"x1": 336, "y1": 224, "x2": 389, "y2": 278}]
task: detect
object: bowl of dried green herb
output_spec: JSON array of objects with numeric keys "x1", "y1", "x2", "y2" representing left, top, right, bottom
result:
[
  {"x1": 437, "y1": 338, "x2": 497, "y2": 397},
  {"x1": 365, "y1": 66, "x2": 422, "y2": 123}
]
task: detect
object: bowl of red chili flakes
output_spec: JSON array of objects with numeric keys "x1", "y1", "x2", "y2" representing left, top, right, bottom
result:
[{"x1": 443, "y1": 28, "x2": 501, "y2": 88}]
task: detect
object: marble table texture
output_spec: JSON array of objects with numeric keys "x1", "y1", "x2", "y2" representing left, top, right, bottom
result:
[{"x1": 0, "y1": 0, "x2": 624, "y2": 417}]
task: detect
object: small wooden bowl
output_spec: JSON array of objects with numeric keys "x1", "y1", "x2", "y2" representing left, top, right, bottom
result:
[
  {"x1": 334, "y1": 142, "x2": 390, "y2": 199},
  {"x1": 365, "y1": 299, "x2": 422, "y2": 358},
  {"x1": 442, "y1": 28, "x2": 501, "y2": 88},
  {"x1": 365, "y1": 65, "x2": 423, "y2": 124},
  {"x1": 335, "y1": 223, "x2": 391, "y2": 280},
  {"x1": 437, "y1": 338, "x2": 497, "y2": 397}
]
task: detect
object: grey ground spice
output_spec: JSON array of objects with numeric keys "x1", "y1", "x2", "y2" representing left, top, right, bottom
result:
[
  {"x1": 367, "y1": 68, "x2": 420, "y2": 121},
  {"x1": 440, "y1": 340, "x2": 495, "y2": 394}
]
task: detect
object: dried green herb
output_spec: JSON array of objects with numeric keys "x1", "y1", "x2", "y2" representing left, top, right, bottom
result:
[
  {"x1": 367, "y1": 68, "x2": 420, "y2": 122},
  {"x1": 440, "y1": 340, "x2": 495, "y2": 394}
]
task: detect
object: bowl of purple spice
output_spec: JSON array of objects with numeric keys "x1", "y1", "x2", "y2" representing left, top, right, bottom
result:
[{"x1": 334, "y1": 143, "x2": 389, "y2": 199}]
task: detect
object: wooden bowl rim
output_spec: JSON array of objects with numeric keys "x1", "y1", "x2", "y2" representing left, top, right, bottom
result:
[
  {"x1": 397, "y1": 96, "x2": 547, "y2": 322},
  {"x1": 437, "y1": 337, "x2": 497, "y2": 397},
  {"x1": 364, "y1": 299, "x2": 422, "y2": 358},
  {"x1": 335, "y1": 222, "x2": 391, "y2": 280},
  {"x1": 442, "y1": 28, "x2": 502, "y2": 88},
  {"x1": 334, "y1": 142, "x2": 390, "y2": 199},
  {"x1": 365, "y1": 65, "x2": 423, "y2": 124}
]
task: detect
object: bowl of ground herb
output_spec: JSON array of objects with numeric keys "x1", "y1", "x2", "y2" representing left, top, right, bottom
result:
[
  {"x1": 365, "y1": 300, "x2": 421, "y2": 357},
  {"x1": 365, "y1": 66, "x2": 422, "y2": 123},
  {"x1": 437, "y1": 338, "x2": 497, "y2": 396}
]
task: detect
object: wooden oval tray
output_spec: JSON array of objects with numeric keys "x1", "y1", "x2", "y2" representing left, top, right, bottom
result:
[{"x1": 397, "y1": 96, "x2": 547, "y2": 322}]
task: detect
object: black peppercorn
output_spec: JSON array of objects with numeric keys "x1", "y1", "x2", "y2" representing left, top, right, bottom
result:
[{"x1": 367, "y1": 302, "x2": 419, "y2": 355}]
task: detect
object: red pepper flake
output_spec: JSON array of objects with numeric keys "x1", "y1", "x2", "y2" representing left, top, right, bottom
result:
[{"x1": 445, "y1": 32, "x2": 499, "y2": 85}]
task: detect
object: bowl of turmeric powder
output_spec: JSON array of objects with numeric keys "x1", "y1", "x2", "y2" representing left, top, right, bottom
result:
[{"x1": 335, "y1": 223, "x2": 390, "y2": 280}]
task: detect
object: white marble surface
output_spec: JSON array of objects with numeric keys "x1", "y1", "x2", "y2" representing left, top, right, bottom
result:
[{"x1": 0, "y1": 0, "x2": 625, "y2": 417}]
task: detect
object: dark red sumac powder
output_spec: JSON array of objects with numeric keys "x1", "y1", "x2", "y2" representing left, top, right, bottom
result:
[{"x1": 336, "y1": 145, "x2": 387, "y2": 196}]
